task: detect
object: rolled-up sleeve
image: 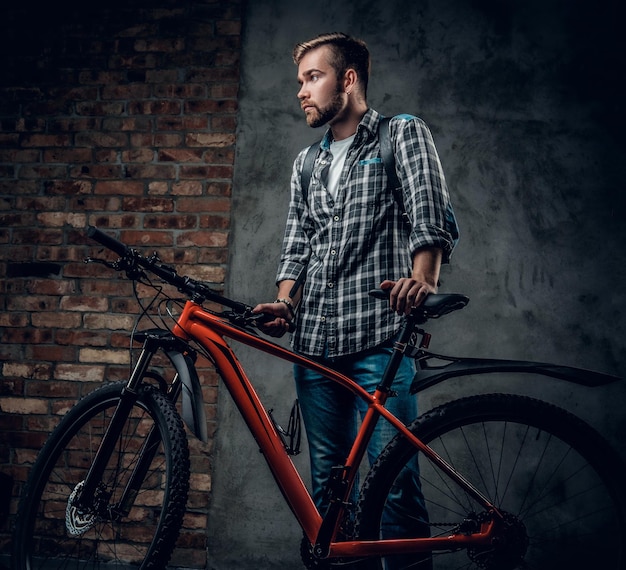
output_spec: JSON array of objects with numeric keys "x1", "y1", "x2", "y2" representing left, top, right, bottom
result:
[{"x1": 393, "y1": 116, "x2": 459, "y2": 263}]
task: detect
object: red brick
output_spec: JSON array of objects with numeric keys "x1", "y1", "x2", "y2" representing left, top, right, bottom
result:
[
  {"x1": 70, "y1": 164, "x2": 124, "y2": 179},
  {"x1": 37, "y1": 246, "x2": 89, "y2": 262},
  {"x1": 5, "y1": 295, "x2": 58, "y2": 312},
  {"x1": 101, "y1": 84, "x2": 151, "y2": 100},
  {"x1": 148, "y1": 181, "x2": 169, "y2": 194},
  {"x1": 156, "y1": 116, "x2": 209, "y2": 130},
  {"x1": 127, "y1": 100, "x2": 181, "y2": 115},
  {"x1": 26, "y1": 381, "x2": 81, "y2": 399},
  {"x1": 172, "y1": 181, "x2": 203, "y2": 195},
  {"x1": 200, "y1": 214, "x2": 230, "y2": 229},
  {"x1": 59, "y1": 295, "x2": 109, "y2": 312},
  {"x1": 31, "y1": 312, "x2": 81, "y2": 328},
  {"x1": 144, "y1": 215, "x2": 198, "y2": 230},
  {"x1": 0, "y1": 212, "x2": 36, "y2": 227},
  {"x1": 19, "y1": 133, "x2": 72, "y2": 147},
  {"x1": 185, "y1": 132, "x2": 236, "y2": 148},
  {"x1": 124, "y1": 164, "x2": 177, "y2": 179},
  {"x1": 0, "y1": 313, "x2": 29, "y2": 327},
  {"x1": 20, "y1": 165, "x2": 68, "y2": 179},
  {"x1": 158, "y1": 148, "x2": 204, "y2": 162},
  {"x1": 69, "y1": 196, "x2": 122, "y2": 211},
  {"x1": 36, "y1": 211, "x2": 88, "y2": 228},
  {"x1": 43, "y1": 179, "x2": 93, "y2": 195},
  {"x1": 121, "y1": 197, "x2": 174, "y2": 212},
  {"x1": 75, "y1": 101, "x2": 126, "y2": 116},
  {"x1": 177, "y1": 231, "x2": 228, "y2": 248},
  {"x1": 27, "y1": 279, "x2": 76, "y2": 296},
  {"x1": 55, "y1": 330, "x2": 109, "y2": 347},
  {"x1": 121, "y1": 148, "x2": 155, "y2": 162},
  {"x1": 94, "y1": 180, "x2": 143, "y2": 195},
  {"x1": 154, "y1": 133, "x2": 184, "y2": 147}
]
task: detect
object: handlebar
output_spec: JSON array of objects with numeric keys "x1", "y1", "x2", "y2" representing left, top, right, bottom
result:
[
  {"x1": 87, "y1": 226, "x2": 129, "y2": 257},
  {"x1": 86, "y1": 226, "x2": 250, "y2": 314}
]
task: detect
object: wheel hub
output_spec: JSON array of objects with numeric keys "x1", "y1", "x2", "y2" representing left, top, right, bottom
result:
[{"x1": 468, "y1": 511, "x2": 529, "y2": 569}]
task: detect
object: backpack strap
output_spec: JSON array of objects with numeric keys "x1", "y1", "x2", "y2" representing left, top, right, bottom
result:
[
  {"x1": 378, "y1": 116, "x2": 399, "y2": 190},
  {"x1": 378, "y1": 116, "x2": 410, "y2": 226},
  {"x1": 300, "y1": 141, "x2": 319, "y2": 204}
]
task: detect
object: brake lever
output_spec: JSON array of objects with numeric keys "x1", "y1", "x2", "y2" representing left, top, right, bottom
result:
[
  {"x1": 84, "y1": 257, "x2": 121, "y2": 270},
  {"x1": 85, "y1": 255, "x2": 147, "y2": 283}
]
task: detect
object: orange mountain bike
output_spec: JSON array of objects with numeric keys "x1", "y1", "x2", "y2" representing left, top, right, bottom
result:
[{"x1": 12, "y1": 226, "x2": 626, "y2": 569}]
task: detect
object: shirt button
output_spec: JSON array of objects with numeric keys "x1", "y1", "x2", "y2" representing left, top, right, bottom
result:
[
  {"x1": 320, "y1": 316, "x2": 326, "y2": 322},
  {"x1": 327, "y1": 282, "x2": 334, "y2": 288},
  {"x1": 330, "y1": 249, "x2": 336, "y2": 255},
  {"x1": 333, "y1": 215, "x2": 340, "y2": 221}
]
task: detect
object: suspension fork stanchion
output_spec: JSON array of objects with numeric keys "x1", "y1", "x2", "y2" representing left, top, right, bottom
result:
[
  {"x1": 112, "y1": 375, "x2": 184, "y2": 519},
  {"x1": 76, "y1": 337, "x2": 161, "y2": 509}
]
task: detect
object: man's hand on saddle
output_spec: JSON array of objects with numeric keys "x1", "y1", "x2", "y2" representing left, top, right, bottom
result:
[{"x1": 380, "y1": 278, "x2": 437, "y2": 316}]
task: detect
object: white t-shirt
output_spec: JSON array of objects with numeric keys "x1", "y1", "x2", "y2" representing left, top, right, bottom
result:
[{"x1": 327, "y1": 134, "x2": 355, "y2": 200}]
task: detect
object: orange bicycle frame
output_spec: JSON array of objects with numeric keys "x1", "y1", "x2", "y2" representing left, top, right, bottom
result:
[{"x1": 171, "y1": 299, "x2": 498, "y2": 558}]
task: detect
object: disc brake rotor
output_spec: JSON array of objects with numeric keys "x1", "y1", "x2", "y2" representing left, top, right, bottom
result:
[{"x1": 65, "y1": 480, "x2": 97, "y2": 536}]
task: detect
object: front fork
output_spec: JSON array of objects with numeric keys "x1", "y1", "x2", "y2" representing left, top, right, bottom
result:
[{"x1": 75, "y1": 335, "x2": 179, "y2": 518}]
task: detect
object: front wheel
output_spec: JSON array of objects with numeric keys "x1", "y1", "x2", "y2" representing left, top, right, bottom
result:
[
  {"x1": 356, "y1": 393, "x2": 626, "y2": 570},
  {"x1": 13, "y1": 381, "x2": 190, "y2": 570}
]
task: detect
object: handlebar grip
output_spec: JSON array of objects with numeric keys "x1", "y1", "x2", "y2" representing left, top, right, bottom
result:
[{"x1": 87, "y1": 226, "x2": 129, "y2": 257}]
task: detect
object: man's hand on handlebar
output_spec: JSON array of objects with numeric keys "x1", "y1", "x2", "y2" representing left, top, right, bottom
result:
[{"x1": 252, "y1": 302, "x2": 294, "y2": 338}]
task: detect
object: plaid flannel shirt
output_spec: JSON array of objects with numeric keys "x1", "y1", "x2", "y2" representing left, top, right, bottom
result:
[{"x1": 277, "y1": 108, "x2": 458, "y2": 358}]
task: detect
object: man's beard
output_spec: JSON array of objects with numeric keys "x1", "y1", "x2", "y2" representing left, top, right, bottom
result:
[{"x1": 306, "y1": 85, "x2": 344, "y2": 128}]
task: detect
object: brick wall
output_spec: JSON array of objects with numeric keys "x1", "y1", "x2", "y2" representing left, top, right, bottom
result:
[{"x1": 0, "y1": 0, "x2": 242, "y2": 567}]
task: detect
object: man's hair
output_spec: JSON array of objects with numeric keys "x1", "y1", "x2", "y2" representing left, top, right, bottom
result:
[{"x1": 293, "y1": 32, "x2": 371, "y2": 96}]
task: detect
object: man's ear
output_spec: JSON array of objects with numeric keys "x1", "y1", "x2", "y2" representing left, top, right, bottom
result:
[{"x1": 343, "y1": 68, "x2": 358, "y2": 94}]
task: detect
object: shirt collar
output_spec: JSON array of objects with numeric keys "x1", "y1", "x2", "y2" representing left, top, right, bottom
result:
[{"x1": 320, "y1": 108, "x2": 380, "y2": 150}]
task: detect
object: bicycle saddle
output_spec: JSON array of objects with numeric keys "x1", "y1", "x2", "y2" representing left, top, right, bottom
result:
[
  {"x1": 369, "y1": 290, "x2": 469, "y2": 321},
  {"x1": 418, "y1": 293, "x2": 469, "y2": 319}
]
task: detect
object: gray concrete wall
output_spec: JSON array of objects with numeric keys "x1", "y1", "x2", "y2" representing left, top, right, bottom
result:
[{"x1": 209, "y1": 1, "x2": 625, "y2": 568}]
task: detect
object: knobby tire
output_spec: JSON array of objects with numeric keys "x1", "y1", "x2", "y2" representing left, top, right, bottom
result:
[{"x1": 13, "y1": 381, "x2": 190, "y2": 570}]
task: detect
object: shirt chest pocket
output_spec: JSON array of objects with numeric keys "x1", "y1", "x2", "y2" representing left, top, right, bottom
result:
[{"x1": 346, "y1": 159, "x2": 389, "y2": 208}]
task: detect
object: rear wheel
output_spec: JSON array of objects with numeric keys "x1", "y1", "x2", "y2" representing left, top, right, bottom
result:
[
  {"x1": 13, "y1": 381, "x2": 190, "y2": 570},
  {"x1": 356, "y1": 393, "x2": 626, "y2": 569}
]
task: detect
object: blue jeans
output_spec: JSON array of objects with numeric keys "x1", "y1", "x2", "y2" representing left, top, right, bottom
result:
[{"x1": 294, "y1": 342, "x2": 430, "y2": 552}]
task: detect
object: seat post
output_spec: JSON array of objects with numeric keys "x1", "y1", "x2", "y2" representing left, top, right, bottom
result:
[{"x1": 376, "y1": 314, "x2": 418, "y2": 393}]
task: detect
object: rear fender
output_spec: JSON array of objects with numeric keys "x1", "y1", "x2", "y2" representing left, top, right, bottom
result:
[{"x1": 410, "y1": 353, "x2": 621, "y2": 395}]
